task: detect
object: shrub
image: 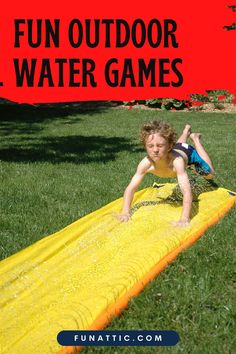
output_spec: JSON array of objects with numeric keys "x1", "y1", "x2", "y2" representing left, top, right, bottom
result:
[{"x1": 122, "y1": 90, "x2": 235, "y2": 111}]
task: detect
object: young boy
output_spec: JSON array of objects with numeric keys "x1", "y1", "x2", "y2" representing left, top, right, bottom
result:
[{"x1": 118, "y1": 120, "x2": 215, "y2": 226}]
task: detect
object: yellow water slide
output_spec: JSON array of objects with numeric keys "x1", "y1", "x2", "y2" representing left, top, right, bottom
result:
[{"x1": 0, "y1": 183, "x2": 235, "y2": 354}]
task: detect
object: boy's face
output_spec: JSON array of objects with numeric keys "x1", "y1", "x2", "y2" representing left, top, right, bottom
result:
[{"x1": 145, "y1": 133, "x2": 170, "y2": 161}]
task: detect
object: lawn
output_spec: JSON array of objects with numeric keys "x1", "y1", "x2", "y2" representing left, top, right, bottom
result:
[{"x1": 0, "y1": 104, "x2": 235, "y2": 354}]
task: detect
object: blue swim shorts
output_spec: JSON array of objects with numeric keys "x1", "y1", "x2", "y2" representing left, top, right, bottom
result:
[{"x1": 173, "y1": 142, "x2": 212, "y2": 176}]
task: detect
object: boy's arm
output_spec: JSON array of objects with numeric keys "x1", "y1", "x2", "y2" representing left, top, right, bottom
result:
[
  {"x1": 119, "y1": 159, "x2": 149, "y2": 222},
  {"x1": 173, "y1": 157, "x2": 192, "y2": 226}
]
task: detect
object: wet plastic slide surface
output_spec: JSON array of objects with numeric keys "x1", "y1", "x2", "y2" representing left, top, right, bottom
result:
[{"x1": 0, "y1": 183, "x2": 235, "y2": 354}]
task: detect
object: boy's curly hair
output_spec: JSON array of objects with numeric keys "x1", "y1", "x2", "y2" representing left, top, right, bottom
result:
[{"x1": 140, "y1": 120, "x2": 177, "y2": 148}]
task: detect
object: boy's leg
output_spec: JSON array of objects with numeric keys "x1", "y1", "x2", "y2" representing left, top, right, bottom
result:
[
  {"x1": 190, "y1": 133, "x2": 215, "y2": 173},
  {"x1": 177, "y1": 124, "x2": 191, "y2": 143}
]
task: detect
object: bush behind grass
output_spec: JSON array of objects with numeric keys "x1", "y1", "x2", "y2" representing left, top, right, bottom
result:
[{"x1": 0, "y1": 107, "x2": 235, "y2": 353}]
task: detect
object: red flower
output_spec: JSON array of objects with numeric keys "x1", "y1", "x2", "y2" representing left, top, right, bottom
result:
[
  {"x1": 232, "y1": 96, "x2": 236, "y2": 105},
  {"x1": 128, "y1": 105, "x2": 133, "y2": 110},
  {"x1": 191, "y1": 101, "x2": 204, "y2": 106},
  {"x1": 218, "y1": 95, "x2": 226, "y2": 100}
]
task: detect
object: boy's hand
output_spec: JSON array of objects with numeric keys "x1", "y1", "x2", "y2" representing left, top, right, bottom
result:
[
  {"x1": 117, "y1": 213, "x2": 131, "y2": 222},
  {"x1": 171, "y1": 219, "x2": 190, "y2": 227}
]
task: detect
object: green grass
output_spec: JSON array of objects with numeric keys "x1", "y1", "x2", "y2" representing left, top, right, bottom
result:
[{"x1": 0, "y1": 104, "x2": 236, "y2": 354}]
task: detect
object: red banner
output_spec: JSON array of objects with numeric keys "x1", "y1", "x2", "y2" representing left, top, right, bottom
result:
[{"x1": 0, "y1": 0, "x2": 235, "y2": 103}]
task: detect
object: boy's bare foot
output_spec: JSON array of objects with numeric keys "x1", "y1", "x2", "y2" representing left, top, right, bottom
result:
[
  {"x1": 190, "y1": 132, "x2": 202, "y2": 141},
  {"x1": 183, "y1": 124, "x2": 192, "y2": 138}
]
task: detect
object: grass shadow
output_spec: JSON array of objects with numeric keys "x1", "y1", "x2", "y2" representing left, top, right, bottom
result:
[
  {"x1": 0, "y1": 101, "x2": 120, "y2": 135},
  {"x1": 0, "y1": 135, "x2": 142, "y2": 164}
]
